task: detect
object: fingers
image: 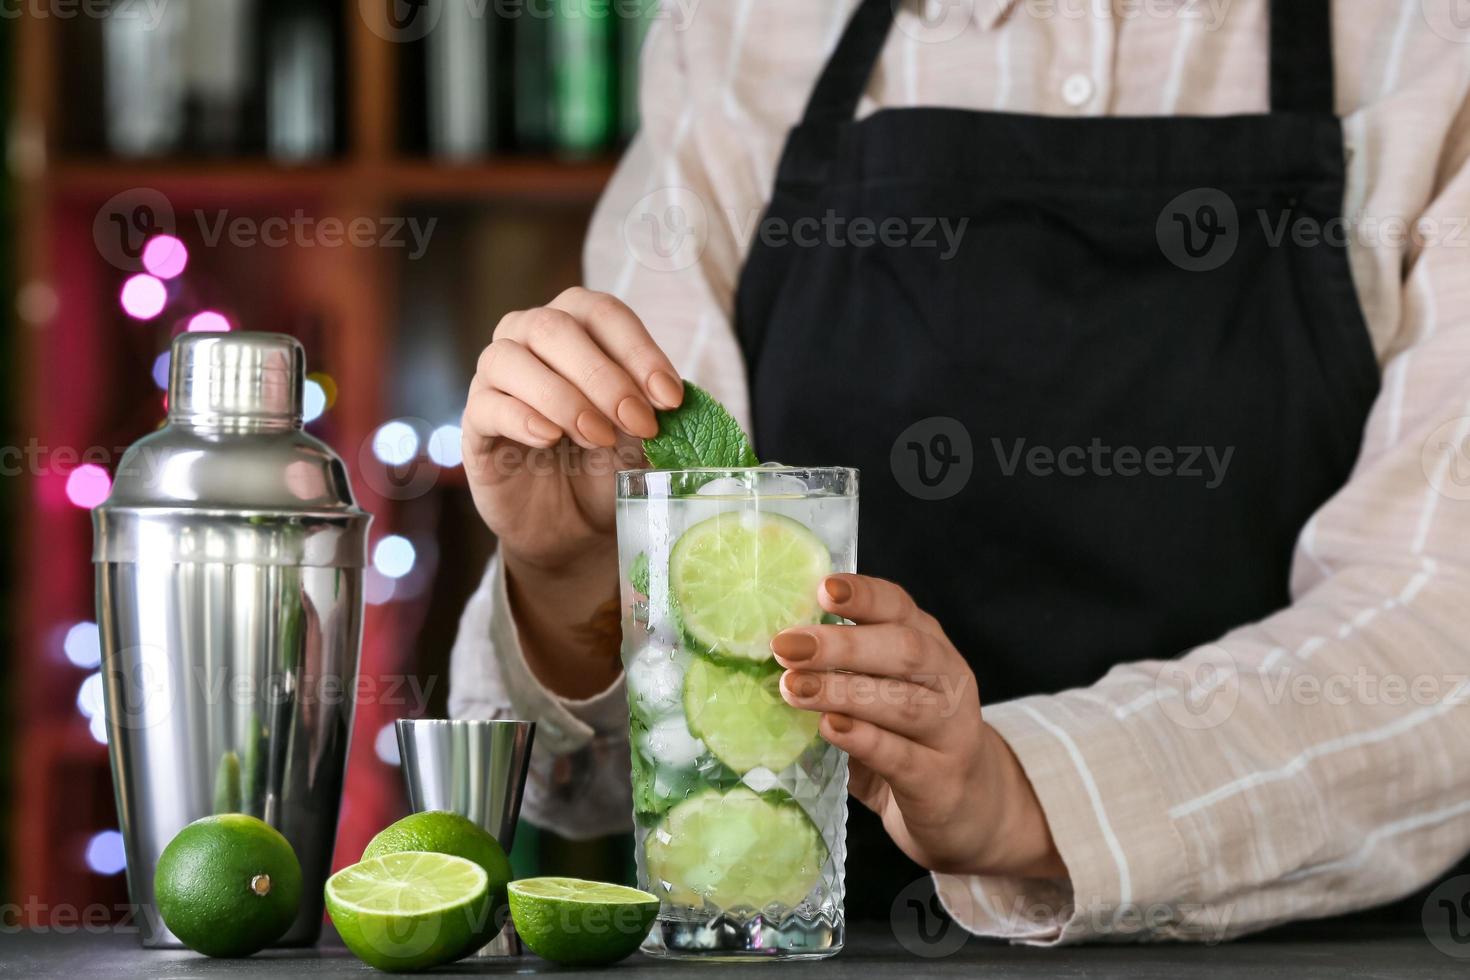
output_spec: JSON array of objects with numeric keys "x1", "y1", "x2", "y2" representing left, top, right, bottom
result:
[
  {"x1": 463, "y1": 382, "x2": 564, "y2": 453},
  {"x1": 781, "y1": 669, "x2": 952, "y2": 745},
  {"x1": 818, "y1": 573, "x2": 930, "y2": 629},
  {"x1": 498, "y1": 306, "x2": 659, "y2": 440},
  {"x1": 547, "y1": 287, "x2": 684, "y2": 411},
  {"x1": 476, "y1": 338, "x2": 616, "y2": 450},
  {"x1": 819, "y1": 713, "x2": 940, "y2": 800},
  {"x1": 771, "y1": 623, "x2": 946, "y2": 689}
]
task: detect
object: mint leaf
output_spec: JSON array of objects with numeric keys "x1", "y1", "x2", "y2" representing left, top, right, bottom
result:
[
  {"x1": 629, "y1": 551, "x2": 650, "y2": 596},
  {"x1": 642, "y1": 380, "x2": 758, "y2": 470}
]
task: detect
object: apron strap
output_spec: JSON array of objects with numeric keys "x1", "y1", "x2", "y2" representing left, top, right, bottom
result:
[
  {"x1": 1270, "y1": 0, "x2": 1335, "y2": 114},
  {"x1": 802, "y1": 0, "x2": 1336, "y2": 123}
]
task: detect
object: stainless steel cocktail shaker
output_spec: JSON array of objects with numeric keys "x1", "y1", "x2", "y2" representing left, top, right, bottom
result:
[{"x1": 92, "y1": 332, "x2": 371, "y2": 948}]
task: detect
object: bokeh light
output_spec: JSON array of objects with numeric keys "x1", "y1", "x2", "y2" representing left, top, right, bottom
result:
[
  {"x1": 372, "y1": 420, "x2": 420, "y2": 466},
  {"x1": 428, "y1": 424, "x2": 463, "y2": 467},
  {"x1": 64, "y1": 622, "x2": 102, "y2": 669},
  {"x1": 65, "y1": 464, "x2": 112, "y2": 509},
  {"x1": 364, "y1": 568, "x2": 396, "y2": 606},
  {"x1": 88, "y1": 711, "x2": 109, "y2": 745},
  {"x1": 303, "y1": 379, "x2": 327, "y2": 423},
  {"x1": 151, "y1": 351, "x2": 171, "y2": 390},
  {"x1": 372, "y1": 535, "x2": 416, "y2": 579},
  {"x1": 85, "y1": 831, "x2": 126, "y2": 875},
  {"x1": 119, "y1": 274, "x2": 167, "y2": 320},
  {"x1": 374, "y1": 723, "x2": 401, "y2": 766},
  {"x1": 187, "y1": 310, "x2": 231, "y2": 333},
  {"x1": 76, "y1": 672, "x2": 104, "y2": 719},
  {"x1": 141, "y1": 235, "x2": 188, "y2": 279}
]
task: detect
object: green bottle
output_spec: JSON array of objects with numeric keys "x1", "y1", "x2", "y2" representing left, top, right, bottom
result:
[
  {"x1": 550, "y1": 0, "x2": 614, "y2": 156},
  {"x1": 618, "y1": 0, "x2": 656, "y2": 142}
]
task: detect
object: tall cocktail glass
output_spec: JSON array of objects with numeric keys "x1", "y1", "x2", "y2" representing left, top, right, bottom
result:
[{"x1": 615, "y1": 466, "x2": 857, "y2": 959}]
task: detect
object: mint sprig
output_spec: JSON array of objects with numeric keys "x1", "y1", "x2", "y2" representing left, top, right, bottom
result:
[{"x1": 642, "y1": 380, "x2": 758, "y2": 470}]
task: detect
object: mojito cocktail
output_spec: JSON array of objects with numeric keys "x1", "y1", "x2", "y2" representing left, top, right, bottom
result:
[{"x1": 616, "y1": 466, "x2": 857, "y2": 959}]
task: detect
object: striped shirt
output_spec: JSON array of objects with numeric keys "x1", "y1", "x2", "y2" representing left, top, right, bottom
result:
[{"x1": 451, "y1": 0, "x2": 1470, "y2": 943}]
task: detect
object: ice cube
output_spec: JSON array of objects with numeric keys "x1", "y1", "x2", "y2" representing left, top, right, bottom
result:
[
  {"x1": 695, "y1": 476, "x2": 748, "y2": 497},
  {"x1": 760, "y1": 473, "x2": 809, "y2": 498},
  {"x1": 639, "y1": 714, "x2": 706, "y2": 769},
  {"x1": 626, "y1": 646, "x2": 685, "y2": 720}
]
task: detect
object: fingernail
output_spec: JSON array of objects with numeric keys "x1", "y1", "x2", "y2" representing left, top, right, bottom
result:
[
  {"x1": 647, "y1": 371, "x2": 683, "y2": 409},
  {"x1": 824, "y1": 576, "x2": 852, "y2": 604},
  {"x1": 526, "y1": 416, "x2": 561, "y2": 442},
  {"x1": 771, "y1": 631, "x2": 817, "y2": 662},
  {"x1": 576, "y1": 410, "x2": 617, "y2": 447},
  {"x1": 616, "y1": 396, "x2": 658, "y2": 438},
  {"x1": 785, "y1": 672, "x2": 821, "y2": 700},
  {"x1": 826, "y1": 713, "x2": 853, "y2": 734}
]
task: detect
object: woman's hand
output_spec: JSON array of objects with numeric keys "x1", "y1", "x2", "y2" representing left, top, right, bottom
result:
[
  {"x1": 773, "y1": 573, "x2": 1066, "y2": 879},
  {"x1": 462, "y1": 287, "x2": 683, "y2": 697}
]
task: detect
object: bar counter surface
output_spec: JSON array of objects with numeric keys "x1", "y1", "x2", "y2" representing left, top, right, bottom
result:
[{"x1": 0, "y1": 921, "x2": 1456, "y2": 979}]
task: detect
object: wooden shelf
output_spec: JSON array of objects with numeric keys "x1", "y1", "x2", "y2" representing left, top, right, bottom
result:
[{"x1": 45, "y1": 157, "x2": 619, "y2": 205}]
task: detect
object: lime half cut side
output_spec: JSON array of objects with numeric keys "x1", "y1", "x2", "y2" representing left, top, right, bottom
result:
[
  {"x1": 326, "y1": 852, "x2": 489, "y2": 973},
  {"x1": 684, "y1": 656, "x2": 820, "y2": 774},
  {"x1": 644, "y1": 786, "x2": 827, "y2": 911},
  {"x1": 670, "y1": 511, "x2": 831, "y2": 662},
  {"x1": 508, "y1": 877, "x2": 660, "y2": 966}
]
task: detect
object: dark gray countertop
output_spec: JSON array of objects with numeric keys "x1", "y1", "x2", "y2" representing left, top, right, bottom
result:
[{"x1": 0, "y1": 922, "x2": 1461, "y2": 979}]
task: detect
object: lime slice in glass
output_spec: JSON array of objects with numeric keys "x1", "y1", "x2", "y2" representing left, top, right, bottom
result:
[
  {"x1": 670, "y1": 512, "x2": 831, "y2": 662},
  {"x1": 508, "y1": 877, "x2": 660, "y2": 965},
  {"x1": 644, "y1": 787, "x2": 827, "y2": 911},
  {"x1": 326, "y1": 852, "x2": 489, "y2": 972},
  {"x1": 684, "y1": 656, "x2": 820, "y2": 774}
]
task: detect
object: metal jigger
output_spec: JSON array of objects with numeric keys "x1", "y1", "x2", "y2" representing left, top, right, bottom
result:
[{"x1": 395, "y1": 719, "x2": 536, "y2": 957}]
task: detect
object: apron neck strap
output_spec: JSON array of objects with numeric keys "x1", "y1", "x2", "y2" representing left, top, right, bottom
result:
[{"x1": 801, "y1": 0, "x2": 1336, "y2": 124}]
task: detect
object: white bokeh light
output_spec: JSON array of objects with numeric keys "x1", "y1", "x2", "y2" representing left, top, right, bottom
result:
[
  {"x1": 372, "y1": 535, "x2": 416, "y2": 579},
  {"x1": 303, "y1": 379, "x2": 327, "y2": 423},
  {"x1": 64, "y1": 622, "x2": 102, "y2": 668},
  {"x1": 77, "y1": 672, "x2": 104, "y2": 719},
  {"x1": 89, "y1": 711, "x2": 109, "y2": 745},
  {"x1": 364, "y1": 568, "x2": 396, "y2": 606},
  {"x1": 427, "y1": 424, "x2": 463, "y2": 467},
  {"x1": 85, "y1": 831, "x2": 127, "y2": 875},
  {"x1": 374, "y1": 723, "x2": 402, "y2": 766},
  {"x1": 372, "y1": 420, "x2": 420, "y2": 466}
]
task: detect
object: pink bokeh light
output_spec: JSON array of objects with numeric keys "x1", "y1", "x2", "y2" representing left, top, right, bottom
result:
[
  {"x1": 141, "y1": 236, "x2": 188, "y2": 279},
  {"x1": 187, "y1": 311, "x2": 231, "y2": 333},
  {"x1": 119, "y1": 275, "x2": 167, "y2": 320},
  {"x1": 65, "y1": 465, "x2": 112, "y2": 509}
]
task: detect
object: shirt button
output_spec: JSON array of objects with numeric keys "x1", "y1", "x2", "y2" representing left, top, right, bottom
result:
[{"x1": 1062, "y1": 73, "x2": 1095, "y2": 107}]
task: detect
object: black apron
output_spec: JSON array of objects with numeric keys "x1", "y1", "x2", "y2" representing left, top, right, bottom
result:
[{"x1": 735, "y1": 0, "x2": 1380, "y2": 921}]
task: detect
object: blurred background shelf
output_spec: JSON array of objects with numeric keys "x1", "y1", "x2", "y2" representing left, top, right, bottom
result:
[{"x1": 5, "y1": 0, "x2": 649, "y2": 927}]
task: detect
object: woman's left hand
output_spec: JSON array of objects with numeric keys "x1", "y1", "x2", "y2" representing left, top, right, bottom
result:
[{"x1": 773, "y1": 573, "x2": 1066, "y2": 879}]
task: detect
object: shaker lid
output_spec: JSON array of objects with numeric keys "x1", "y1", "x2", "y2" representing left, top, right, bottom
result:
[{"x1": 170, "y1": 332, "x2": 303, "y2": 427}]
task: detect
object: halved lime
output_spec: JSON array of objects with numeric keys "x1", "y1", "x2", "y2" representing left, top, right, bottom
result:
[
  {"x1": 508, "y1": 877, "x2": 660, "y2": 966},
  {"x1": 684, "y1": 657, "x2": 820, "y2": 774},
  {"x1": 670, "y1": 512, "x2": 831, "y2": 662},
  {"x1": 326, "y1": 852, "x2": 489, "y2": 972},
  {"x1": 644, "y1": 787, "x2": 827, "y2": 911}
]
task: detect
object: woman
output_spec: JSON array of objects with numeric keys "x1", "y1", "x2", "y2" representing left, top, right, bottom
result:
[{"x1": 451, "y1": 0, "x2": 1470, "y2": 941}]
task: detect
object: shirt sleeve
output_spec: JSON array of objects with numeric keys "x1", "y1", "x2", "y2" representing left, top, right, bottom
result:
[
  {"x1": 447, "y1": 12, "x2": 754, "y2": 837},
  {"x1": 937, "y1": 93, "x2": 1470, "y2": 944}
]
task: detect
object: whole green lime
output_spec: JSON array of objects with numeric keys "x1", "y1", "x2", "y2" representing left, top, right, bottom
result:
[
  {"x1": 154, "y1": 813, "x2": 302, "y2": 957},
  {"x1": 509, "y1": 877, "x2": 660, "y2": 966},
  {"x1": 362, "y1": 811, "x2": 511, "y2": 949}
]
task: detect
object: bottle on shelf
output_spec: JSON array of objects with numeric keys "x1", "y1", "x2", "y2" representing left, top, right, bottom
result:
[
  {"x1": 618, "y1": 0, "x2": 656, "y2": 143},
  {"x1": 426, "y1": 0, "x2": 501, "y2": 160},
  {"x1": 549, "y1": 0, "x2": 615, "y2": 157},
  {"x1": 263, "y1": 0, "x2": 341, "y2": 162}
]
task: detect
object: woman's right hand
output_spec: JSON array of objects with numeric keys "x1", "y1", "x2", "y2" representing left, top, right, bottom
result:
[{"x1": 462, "y1": 286, "x2": 683, "y2": 575}]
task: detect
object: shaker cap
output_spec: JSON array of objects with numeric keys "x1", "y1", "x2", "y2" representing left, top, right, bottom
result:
[{"x1": 169, "y1": 332, "x2": 304, "y2": 426}]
